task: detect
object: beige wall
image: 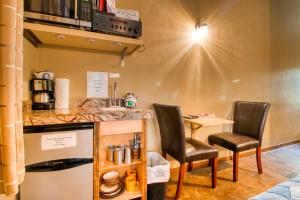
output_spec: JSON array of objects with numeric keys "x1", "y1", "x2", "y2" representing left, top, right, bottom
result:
[
  {"x1": 23, "y1": 39, "x2": 39, "y2": 101},
  {"x1": 270, "y1": 0, "x2": 300, "y2": 145},
  {"x1": 191, "y1": 0, "x2": 272, "y2": 151},
  {"x1": 23, "y1": 0, "x2": 300, "y2": 167}
]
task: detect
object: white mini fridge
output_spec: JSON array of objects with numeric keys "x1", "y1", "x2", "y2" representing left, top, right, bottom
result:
[{"x1": 20, "y1": 123, "x2": 94, "y2": 200}]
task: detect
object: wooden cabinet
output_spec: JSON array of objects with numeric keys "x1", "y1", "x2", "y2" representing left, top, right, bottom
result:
[{"x1": 94, "y1": 120, "x2": 147, "y2": 200}]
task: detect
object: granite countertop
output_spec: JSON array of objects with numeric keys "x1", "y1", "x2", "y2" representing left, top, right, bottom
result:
[{"x1": 23, "y1": 107, "x2": 153, "y2": 126}]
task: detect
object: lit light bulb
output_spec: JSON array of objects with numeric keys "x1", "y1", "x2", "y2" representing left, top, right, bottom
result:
[
  {"x1": 191, "y1": 23, "x2": 208, "y2": 44},
  {"x1": 195, "y1": 23, "x2": 208, "y2": 39}
]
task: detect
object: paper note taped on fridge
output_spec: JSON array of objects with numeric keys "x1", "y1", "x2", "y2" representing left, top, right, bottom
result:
[{"x1": 41, "y1": 132, "x2": 77, "y2": 150}]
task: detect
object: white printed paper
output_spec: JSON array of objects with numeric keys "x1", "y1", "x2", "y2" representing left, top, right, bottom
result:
[
  {"x1": 87, "y1": 71, "x2": 108, "y2": 98},
  {"x1": 116, "y1": 8, "x2": 139, "y2": 21},
  {"x1": 41, "y1": 132, "x2": 77, "y2": 150},
  {"x1": 109, "y1": 72, "x2": 120, "y2": 79},
  {"x1": 106, "y1": 0, "x2": 116, "y2": 14}
]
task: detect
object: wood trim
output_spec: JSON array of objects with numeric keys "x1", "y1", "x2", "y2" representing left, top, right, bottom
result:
[
  {"x1": 184, "y1": 117, "x2": 234, "y2": 127},
  {"x1": 99, "y1": 120, "x2": 143, "y2": 135},
  {"x1": 93, "y1": 123, "x2": 100, "y2": 200},
  {"x1": 188, "y1": 162, "x2": 193, "y2": 172},
  {"x1": 261, "y1": 140, "x2": 300, "y2": 152},
  {"x1": 141, "y1": 119, "x2": 147, "y2": 200},
  {"x1": 39, "y1": 44, "x2": 122, "y2": 56},
  {"x1": 171, "y1": 139, "x2": 300, "y2": 173}
]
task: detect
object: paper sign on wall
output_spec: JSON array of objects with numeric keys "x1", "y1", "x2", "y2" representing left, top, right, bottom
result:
[
  {"x1": 41, "y1": 132, "x2": 77, "y2": 150},
  {"x1": 87, "y1": 71, "x2": 108, "y2": 98}
]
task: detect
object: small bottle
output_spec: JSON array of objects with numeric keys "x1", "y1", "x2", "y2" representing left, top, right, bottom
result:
[{"x1": 99, "y1": 0, "x2": 106, "y2": 12}]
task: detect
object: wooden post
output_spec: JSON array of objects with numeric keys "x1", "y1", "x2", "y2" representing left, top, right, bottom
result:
[
  {"x1": 162, "y1": 151, "x2": 166, "y2": 159},
  {"x1": 208, "y1": 143, "x2": 214, "y2": 167},
  {"x1": 211, "y1": 158, "x2": 218, "y2": 188},
  {"x1": 190, "y1": 123, "x2": 201, "y2": 139},
  {"x1": 175, "y1": 164, "x2": 186, "y2": 200},
  {"x1": 141, "y1": 119, "x2": 147, "y2": 200},
  {"x1": 256, "y1": 146, "x2": 263, "y2": 174},
  {"x1": 93, "y1": 123, "x2": 100, "y2": 200},
  {"x1": 93, "y1": 120, "x2": 147, "y2": 200},
  {"x1": 188, "y1": 162, "x2": 193, "y2": 172},
  {"x1": 233, "y1": 152, "x2": 239, "y2": 182}
]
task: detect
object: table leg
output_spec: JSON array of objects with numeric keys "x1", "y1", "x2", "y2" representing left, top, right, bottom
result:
[{"x1": 190, "y1": 123, "x2": 201, "y2": 139}]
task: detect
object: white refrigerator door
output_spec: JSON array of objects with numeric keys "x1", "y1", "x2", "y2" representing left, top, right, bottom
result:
[
  {"x1": 23, "y1": 129, "x2": 93, "y2": 165},
  {"x1": 20, "y1": 162, "x2": 93, "y2": 200},
  {"x1": 21, "y1": 128, "x2": 93, "y2": 200}
]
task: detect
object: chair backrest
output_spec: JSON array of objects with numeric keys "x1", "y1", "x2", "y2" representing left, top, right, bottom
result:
[
  {"x1": 233, "y1": 101, "x2": 271, "y2": 144},
  {"x1": 153, "y1": 103, "x2": 186, "y2": 163}
]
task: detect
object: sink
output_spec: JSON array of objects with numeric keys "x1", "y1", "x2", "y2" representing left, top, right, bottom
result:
[{"x1": 101, "y1": 107, "x2": 126, "y2": 111}]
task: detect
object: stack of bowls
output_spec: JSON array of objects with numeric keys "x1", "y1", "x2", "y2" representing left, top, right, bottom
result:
[{"x1": 99, "y1": 171, "x2": 125, "y2": 199}]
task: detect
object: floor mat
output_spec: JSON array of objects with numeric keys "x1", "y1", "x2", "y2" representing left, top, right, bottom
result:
[{"x1": 249, "y1": 176, "x2": 300, "y2": 200}]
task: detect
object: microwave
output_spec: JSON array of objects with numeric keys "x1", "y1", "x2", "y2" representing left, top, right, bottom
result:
[{"x1": 24, "y1": 0, "x2": 92, "y2": 28}]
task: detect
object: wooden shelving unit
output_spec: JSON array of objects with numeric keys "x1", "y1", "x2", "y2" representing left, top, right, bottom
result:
[
  {"x1": 94, "y1": 120, "x2": 147, "y2": 200},
  {"x1": 99, "y1": 160, "x2": 142, "y2": 171},
  {"x1": 23, "y1": 22, "x2": 144, "y2": 55},
  {"x1": 106, "y1": 185, "x2": 142, "y2": 200}
]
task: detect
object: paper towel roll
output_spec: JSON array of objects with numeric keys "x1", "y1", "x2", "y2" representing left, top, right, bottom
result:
[{"x1": 55, "y1": 78, "x2": 70, "y2": 109}]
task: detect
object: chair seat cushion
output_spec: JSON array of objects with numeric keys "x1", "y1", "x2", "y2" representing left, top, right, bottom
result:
[
  {"x1": 208, "y1": 132, "x2": 259, "y2": 152},
  {"x1": 185, "y1": 138, "x2": 218, "y2": 162}
]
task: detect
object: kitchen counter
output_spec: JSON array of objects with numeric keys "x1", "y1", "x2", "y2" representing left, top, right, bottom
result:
[{"x1": 23, "y1": 107, "x2": 153, "y2": 126}]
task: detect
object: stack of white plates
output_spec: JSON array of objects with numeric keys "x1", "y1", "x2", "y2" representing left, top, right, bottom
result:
[{"x1": 100, "y1": 171, "x2": 125, "y2": 199}]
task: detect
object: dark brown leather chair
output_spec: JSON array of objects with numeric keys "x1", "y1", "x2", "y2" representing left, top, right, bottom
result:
[
  {"x1": 153, "y1": 103, "x2": 218, "y2": 200},
  {"x1": 208, "y1": 101, "x2": 270, "y2": 182}
]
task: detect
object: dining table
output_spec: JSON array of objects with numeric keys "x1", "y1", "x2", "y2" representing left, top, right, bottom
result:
[{"x1": 183, "y1": 116, "x2": 234, "y2": 139}]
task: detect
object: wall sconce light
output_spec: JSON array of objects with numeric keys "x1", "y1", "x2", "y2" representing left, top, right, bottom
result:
[{"x1": 195, "y1": 23, "x2": 208, "y2": 39}]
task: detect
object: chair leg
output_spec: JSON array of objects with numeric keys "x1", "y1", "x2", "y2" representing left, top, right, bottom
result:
[
  {"x1": 175, "y1": 164, "x2": 186, "y2": 200},
  {"x1": 233, "y1": 152, "x2": 239, "y2": 182},
  {"x1": 256, "y1": 146, "x2": 263, "y2": 174},
  {"x1": 211, "y1": 158, "x2": 218, "y2": 188},
  {"x1": 188, "y1": 162, "x2": 193, "y2": 172},
  {"x1": 208, "y1": 143, "x2": 214, "y2": 167},
  {"x1": 162, "y1": 151, "x2": 166, "y2": 159}
]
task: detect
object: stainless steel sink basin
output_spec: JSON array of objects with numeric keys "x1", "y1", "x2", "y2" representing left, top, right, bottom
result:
[{"x1": 101, "y1": 107, "x2": 126, "y2": 111}]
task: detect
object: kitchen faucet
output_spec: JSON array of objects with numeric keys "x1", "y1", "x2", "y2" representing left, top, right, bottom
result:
[{"x1": 113, "y1": 81, "x2": 117, "y2": 106}]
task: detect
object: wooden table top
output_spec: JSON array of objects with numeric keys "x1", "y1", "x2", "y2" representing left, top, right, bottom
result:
[{"x1": 183, "y1": 117, "x2": 234, "y2": 127}]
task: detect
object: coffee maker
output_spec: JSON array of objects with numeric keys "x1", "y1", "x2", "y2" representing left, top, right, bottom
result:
[{"x1": 31, "y1": 79, "x2": 55, "y2": 110}]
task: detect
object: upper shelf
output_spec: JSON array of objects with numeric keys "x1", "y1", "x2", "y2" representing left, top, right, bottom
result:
[{"x1": 23, "y1": 22, "x2": 144, "y2": 55}]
